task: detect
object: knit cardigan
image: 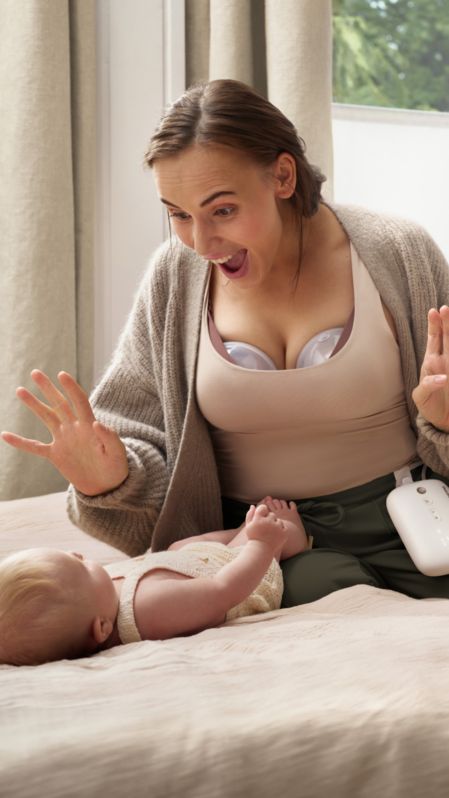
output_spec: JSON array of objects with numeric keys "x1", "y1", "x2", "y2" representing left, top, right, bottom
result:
[{"x1": 67, "y1": 204, "x2": 449, "y2": 555}]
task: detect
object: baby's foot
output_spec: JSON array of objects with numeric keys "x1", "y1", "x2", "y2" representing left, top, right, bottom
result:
[
  {"x1": 258, "y1": 497, "x2": 309, "y2": 559},
  {"x1": 258, "y1": 497, "x2": 302, "y2": 528}
]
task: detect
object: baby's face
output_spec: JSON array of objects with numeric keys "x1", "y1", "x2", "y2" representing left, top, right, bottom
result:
[
  {"x1": 55, "y1": 550, "x2": 118, "y2": 620},
  {"x1": 27, "y1": 548, "x2": 119, "y2": 622}
]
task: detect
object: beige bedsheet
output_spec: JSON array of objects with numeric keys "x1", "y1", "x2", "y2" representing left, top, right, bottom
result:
[
  {"x1": 0, "y1": 491, "x2": 125, "y2": 564},
  {"x1": 1, "y1": 494, "x2": 449, "y2": 798}
]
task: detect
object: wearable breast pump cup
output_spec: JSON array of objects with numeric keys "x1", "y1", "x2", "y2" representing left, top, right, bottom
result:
[{"x1": 224, "y1": 328, "x2": 344, "y2": 370}]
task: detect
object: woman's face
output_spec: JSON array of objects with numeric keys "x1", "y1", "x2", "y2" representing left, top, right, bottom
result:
[{"x1": 153, "y1": 144, "x2": 297, "y2": 289}]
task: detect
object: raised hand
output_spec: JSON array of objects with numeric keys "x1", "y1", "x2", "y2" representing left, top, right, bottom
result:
[
  {"x1": 1, "y1": 370, "x2": 129, "y2": 495},
  {"x1": 412, "y1": 306, "x2": 449, "y2": 433}
]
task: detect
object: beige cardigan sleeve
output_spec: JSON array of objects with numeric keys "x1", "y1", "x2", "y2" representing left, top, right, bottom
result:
[
  {"x1": 413, "y1": 226, "x2": 449, "y2": 475},
  {"x1": 67, "y1": 239, "x2": 221, "y2": 556},
  {"x1": 67, "y1": 244, "x2": 174, "y2": 555}
]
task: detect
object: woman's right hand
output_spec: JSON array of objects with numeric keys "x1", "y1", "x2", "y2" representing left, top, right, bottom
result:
[
  {"x1": 412, "y1": 306, "x2": 449, "y2": 432},
  {"x1": 1, "y1": 370, "x2": 129, "y2": 496}
]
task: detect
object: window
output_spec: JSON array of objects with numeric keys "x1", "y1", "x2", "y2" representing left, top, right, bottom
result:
[
  {"x1": 332, "y1": 0, "x2": 449, "y2": 260},
  {"x1": 333, "y1": 0, "x2": 449, "y2": 112}
]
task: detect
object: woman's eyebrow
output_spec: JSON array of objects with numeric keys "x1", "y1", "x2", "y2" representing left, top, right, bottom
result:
[
  {"x1": 160, "y1": 197, "x2": 181, "y2": 208},
  {"x1": 199, "y1": 190, "x2": 236, "y2": 207},
  {"x1": 160, "y1": 190, "x2": 236, "y2": 209}
]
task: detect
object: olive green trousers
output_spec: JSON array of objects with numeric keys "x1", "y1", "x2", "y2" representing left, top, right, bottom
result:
[{"x1": 221, "y1": 466, "x2": 449, "y2": 606}]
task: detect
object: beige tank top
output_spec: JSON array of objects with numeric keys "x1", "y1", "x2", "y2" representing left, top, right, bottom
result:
[{"x1": 196, "y1": 244, "x2": 417, "y2": 501}]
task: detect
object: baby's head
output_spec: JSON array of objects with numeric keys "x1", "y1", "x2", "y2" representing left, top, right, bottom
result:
[{"x1": 0, "y1": 548, "x2": 119, "y2": 665}]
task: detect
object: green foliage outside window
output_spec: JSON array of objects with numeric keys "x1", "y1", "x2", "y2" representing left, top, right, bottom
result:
[{"x1": 333, "y1": 0, "x2": 449, "y2": 111}]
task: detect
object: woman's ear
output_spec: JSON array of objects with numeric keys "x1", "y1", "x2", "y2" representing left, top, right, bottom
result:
[
  {"x1": 273, "y1": 152, "x2": 296, "y2": 199},
  {"x1": 91, "y1": 616, "x2": 113, "y2": 644}
]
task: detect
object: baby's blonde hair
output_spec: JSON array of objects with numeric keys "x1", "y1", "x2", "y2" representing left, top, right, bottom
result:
[{"x1": 0, "y1": 550, "x2": 89, "y2": 665}]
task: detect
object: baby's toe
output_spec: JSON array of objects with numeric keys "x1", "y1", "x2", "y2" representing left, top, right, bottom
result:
[
  {"x1": 255, "y1": 503, "x2": 269, "y2": 517},
  {"x1": 246, "y1": 504, "x2": 256, "y2": 522}
]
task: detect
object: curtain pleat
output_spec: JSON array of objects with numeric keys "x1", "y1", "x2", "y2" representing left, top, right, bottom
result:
[
  {"x1": 69, "y1": 1, "x2": 95, "y2": 396},
  {"x1": 0, "y1": 0, "x2": 95, "y2": 499},
  {"x1": 185, "y1": 0, "x2": 333, "y2": 195},
  {"x1": 186, "y1": 0, "x2": 210, "y2": 89},
  {"x1": 265, "y1": 0, "x2": 333, "y2": 194},
  {"x1": 209, "y1": 0, "x2": 253, "y2": 84}
]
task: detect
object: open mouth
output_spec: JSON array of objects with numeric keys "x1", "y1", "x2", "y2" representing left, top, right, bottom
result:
[{"x1": 213, "y1": 249, "x2": 248, "y2": 279}]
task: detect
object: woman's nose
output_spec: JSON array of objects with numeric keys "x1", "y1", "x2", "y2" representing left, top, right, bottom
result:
[{"x1": 192, "y1": 221, "x2": 220, "y2": 257}]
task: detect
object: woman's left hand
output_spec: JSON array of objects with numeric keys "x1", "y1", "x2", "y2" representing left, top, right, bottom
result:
[{"x1": 412, "y1": 306, "x2": 449, "y2": 432}]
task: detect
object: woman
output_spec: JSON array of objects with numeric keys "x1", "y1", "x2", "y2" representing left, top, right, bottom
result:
[{"x1": 3, "y1": 79, "x2": 449, "y2": 606}]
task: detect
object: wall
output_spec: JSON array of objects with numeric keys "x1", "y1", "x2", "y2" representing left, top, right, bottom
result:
[{"x1": 333, "y1": 103, "x2": 449, "y2": 259}]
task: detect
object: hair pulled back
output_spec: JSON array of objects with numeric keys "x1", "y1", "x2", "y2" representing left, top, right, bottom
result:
[{"x1": 145, "y1": 79, "x2": 325, "y2": 218}]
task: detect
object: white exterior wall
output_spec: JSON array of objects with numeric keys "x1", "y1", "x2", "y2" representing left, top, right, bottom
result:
[{"x1": 333, "y1": 104, "x2": 449, "y2": 260}]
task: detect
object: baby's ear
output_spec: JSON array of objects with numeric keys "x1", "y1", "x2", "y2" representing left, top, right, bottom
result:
[{"x1": 91, "y1": 616, "x2": 113, "y2": 644}]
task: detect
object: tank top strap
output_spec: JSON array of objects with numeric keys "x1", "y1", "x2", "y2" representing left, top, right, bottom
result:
[{"x1": 116, "y1": 558, "x2": 149, "y2": 644}]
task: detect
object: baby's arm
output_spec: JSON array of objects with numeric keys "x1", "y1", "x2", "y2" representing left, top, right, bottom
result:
[
  {"x1": 136, "y1": 506, "x2": 285, "y2": 639},
  {"x1": 168, "y1": 527, "x2": 241, "y2": 551}
]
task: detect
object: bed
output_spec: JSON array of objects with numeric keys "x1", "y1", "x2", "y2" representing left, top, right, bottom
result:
[{"x1": 1, "y1": 492, "x2": 449, "y2": 798}]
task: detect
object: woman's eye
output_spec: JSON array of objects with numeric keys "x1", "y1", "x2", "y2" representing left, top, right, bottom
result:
[
  {"x1": 168, "y1": 210, "x2": 191, "y2": 221},
  {"x1": 214, "y1": 207, "x2": 235, "y2": 218}
]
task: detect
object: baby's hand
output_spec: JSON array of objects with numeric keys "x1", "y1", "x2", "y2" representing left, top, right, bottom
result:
[{"x1": 244, "y1": 504, "x2": 288, "y2": 551}]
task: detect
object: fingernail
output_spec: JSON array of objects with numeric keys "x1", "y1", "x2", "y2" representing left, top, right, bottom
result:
[{"x1": 434, "y1": 375, "x2": 447, "y2": 383}]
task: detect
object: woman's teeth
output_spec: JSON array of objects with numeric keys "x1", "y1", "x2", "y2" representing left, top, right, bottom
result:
[
  {"x1": 212, "y1": 256, "x2": 233, "y2": 265},
  {"x1": 223, "y1": 249, "x2": 247, "y2": 271},
  {"x1": 207, "y1": 250, "x2": 249, "y2": 278}
]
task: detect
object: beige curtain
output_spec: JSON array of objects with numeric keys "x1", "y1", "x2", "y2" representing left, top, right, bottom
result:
[
  {"x1": 0, "y1": 0, "x2": 95, "y2": 500},
  {"x1": 186, "y1": 0, "x2": 333, "y2": 195}
]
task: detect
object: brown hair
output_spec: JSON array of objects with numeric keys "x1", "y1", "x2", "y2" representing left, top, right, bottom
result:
[{"x1": 145, "y1": 79, "x2": 325, "y2": 218}]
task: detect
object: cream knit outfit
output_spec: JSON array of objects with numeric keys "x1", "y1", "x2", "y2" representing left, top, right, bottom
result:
[
  {"x1": 107, "y1": 542, "x2": 283, "y2": 643},
  {"x1": 67, "y1": 204, "x2": 449, "y2": 555}
]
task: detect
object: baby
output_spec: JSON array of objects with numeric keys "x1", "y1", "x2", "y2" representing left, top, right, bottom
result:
[{"x1": 0, "y1": 497, "x2": 308, "y2": 666}]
